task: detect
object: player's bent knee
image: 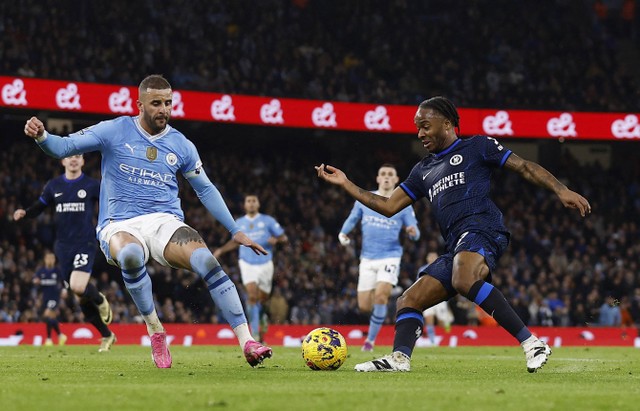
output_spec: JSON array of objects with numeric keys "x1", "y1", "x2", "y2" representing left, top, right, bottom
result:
[
  {"x1": 189, "y1": 247, "x2": 219, "y2": 275},
  {"x1": 69, "y1": 284, "x2": 85, "y2": 296},
  {"x1": 396, "y1": 286, "x2": 427, "y2": 311},
  {"x1": 116, "y1": 243, "x2": 145, "y2": 269},
  {"x1": 451, "y1": 276, "x2": 474, "y2": 297},
  {"x1": 69, "y1": 273, "x2": 90, "y2": 295}
]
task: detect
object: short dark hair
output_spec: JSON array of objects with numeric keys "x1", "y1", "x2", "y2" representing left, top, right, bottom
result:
[
  {"x1": 419, "y1": 96, "x2": 461, "y2": 134},
  {"x1": 379, "y1": 163, "x2": 396, "y2": 170},
  {"x1": 138, "y1": 75, "x2": 171, "y2": 93}
]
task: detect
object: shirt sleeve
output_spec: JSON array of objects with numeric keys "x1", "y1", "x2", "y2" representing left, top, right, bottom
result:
[
  {"x1": 26, "y1": 180, "x2": 53, "y2": 218},
  {"x1": 186, "y1": 169, "x2": 240, "y2": 235},
  {"x1": 37, "y1": 122, "x2": 107, "y2": 158},
  {"x1": 267, "y1": 216, "x2": 284, "y2": 237},
  {"x1": 399, "y1": 161, "x2": 427, "y2": 202},
  {"x1": 480, "y1": 135, "x2": 512, "y2": 168},
  {"x1": 179, "y1": 139, "x2": 203, "y2": 178},
  {"x1": 339, "y1": 202, "x2": 362, "y2": 234}
]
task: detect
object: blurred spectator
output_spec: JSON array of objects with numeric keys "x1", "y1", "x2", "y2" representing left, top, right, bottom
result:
[{"x1": 598, "y1": 295, "x2": 622, "y2": 326}]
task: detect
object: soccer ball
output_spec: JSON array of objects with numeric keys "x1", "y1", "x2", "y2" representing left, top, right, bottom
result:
[{"x1": 301, "y1": 327, "x2": 347, "y2": 370}]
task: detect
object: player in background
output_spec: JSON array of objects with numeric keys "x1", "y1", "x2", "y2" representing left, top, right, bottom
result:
[
  {"x1": 23, "y1": 74, "x2": 271, "y2": 369},
  {"x1": 34, "y1": 251, "x2": 67, "y2": 346},
  {"x1": 316, "y1": 96, "x2": 591, "y2": 373},
  {"x1": 214, "y1": 195, "x2": 288, "y2": 342},
  {"x1": 337, "y1": 164, "x2": 420, "y2": 352},
  {"x1": 421, "y1": 252, "x2": 454, "y2": 345},
  {"x1": 14, "y1": 154, "x2": 116, "y2": 352}
]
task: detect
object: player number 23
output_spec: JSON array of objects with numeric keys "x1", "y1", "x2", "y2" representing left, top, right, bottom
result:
[{"x1": 73, "y1": 253, "x2": 89, "y2": 268}]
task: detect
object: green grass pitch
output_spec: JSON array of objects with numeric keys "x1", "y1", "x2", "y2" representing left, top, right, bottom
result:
[{"x1": 1, "y1": 345, "x2": 639, "y2": 411}]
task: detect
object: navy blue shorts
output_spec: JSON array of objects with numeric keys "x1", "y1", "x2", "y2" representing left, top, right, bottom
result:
[
  {"x1": 42, "y1": 294, "x2": 60, "y2": 311},
  {"x1": 418, "y1": 230, "x2": 509, "y2": 295},
  {"x1": 54, "y1": 241, "x2": 97, "y2": 282}
]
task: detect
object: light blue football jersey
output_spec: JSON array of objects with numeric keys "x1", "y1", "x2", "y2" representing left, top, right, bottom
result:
[
  {"x1": 38, "y1": 116, "x2": 207, "y2": 232},
  {"x1": 236, "y1": 213, "x2": 284, "y2": 265},
  {"x1": 340, "y1": 191, "x2": 419, "y2": 259}
]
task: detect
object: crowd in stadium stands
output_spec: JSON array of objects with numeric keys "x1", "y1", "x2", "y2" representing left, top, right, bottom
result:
[
  {"x1": 1, "y1": 0, "x2": 639, "y2": 330},
  {"x1": 1, "y1": 0, "x2": 638, "y2": 112},
  {"x1": 1, "y1": 130, "x2": 639, "y2": 330}
]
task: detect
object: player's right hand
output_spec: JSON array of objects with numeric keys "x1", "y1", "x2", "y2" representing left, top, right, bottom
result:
[
  {"x1": 315, "y1": 164, "x2": 348, "y2": 186},
  {"x1": 13, "y1": 209, "x2": 26, "y2": 221},
  {"x1": 338, "y1": 232, "x2": 351, "y2": 246},
  {"x1": 24, "y1": 116, "x2": 45, "y2": 139},
  {"x1": 233, "y1": 231, "x2": 268, "y2": 255}
]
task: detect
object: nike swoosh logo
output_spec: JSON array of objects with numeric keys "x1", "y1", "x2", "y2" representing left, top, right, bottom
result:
[
  {"x1": 422, "y1": 170, "x2": 432, "y2": 180},
  {"x1": 54, "y1": 193, "x2": 63, "y2": 197}
]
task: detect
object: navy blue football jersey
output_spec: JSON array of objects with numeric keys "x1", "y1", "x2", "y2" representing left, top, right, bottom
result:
[
  {"x1": 400, "y1": 135, "x2": 512, "y2": 249},
  {"x1": 35, "y1": 266, "x2": 62, "y2": 303},
  {"x1": 39, "y1": 173, "x2": 100, "y2": 244}
]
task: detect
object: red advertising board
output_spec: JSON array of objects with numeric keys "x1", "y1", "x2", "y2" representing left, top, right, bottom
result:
[
  {"x1": 2, "y1": 76, "x2": 639, "y2": 140},
  {"x1": 1, "y1": 323, "x2": 637, "y2": 348}
]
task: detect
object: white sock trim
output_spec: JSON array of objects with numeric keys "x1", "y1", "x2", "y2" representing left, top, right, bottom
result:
[
  {"x1": 234, "y1": 323, "x2": 254, "y2": 349},
  {"x1": 143, "y1": 310, "x2": 164, "y2": 335}
]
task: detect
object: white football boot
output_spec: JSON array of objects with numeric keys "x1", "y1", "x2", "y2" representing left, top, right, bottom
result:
[
  {"x1": 522, "y1": 337, "x2": 552, "y2": 373},
  {"x1": 354, "y1": 351, "x2": 411, "y2": 372}
]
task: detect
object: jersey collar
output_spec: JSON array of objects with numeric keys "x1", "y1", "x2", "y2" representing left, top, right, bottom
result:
[
  {"x1": 62, "y1": 172, "x2": 84, "y2": 183},
  {"x1": 134, "y1": 116, "x2": 172, "y2": 142},
  {"x1": 434, "y1": 138, "x2": 461, "y2": 158}
]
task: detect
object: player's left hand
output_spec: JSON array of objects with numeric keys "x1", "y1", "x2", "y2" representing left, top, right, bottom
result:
[
  {"x1": 233, "y1": 232, "x2": 268, "y2": 255},
  {"x1": 406, "y1": 226, "x2": 418, "y2": 239},
  {"x1": 558, "y1": 188, "x2": 592, "y2": 217},
  {"x1": 315, "y1": 164, "x2": 348, "y2": 186}
]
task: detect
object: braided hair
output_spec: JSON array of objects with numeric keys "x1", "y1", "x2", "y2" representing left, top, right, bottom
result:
[{"x1": 419, "y1": 96, "x2": 461, "y2": 135}]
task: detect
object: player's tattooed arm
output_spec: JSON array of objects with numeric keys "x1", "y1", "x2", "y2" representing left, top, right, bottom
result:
[
  {"x1": 316, "y1": 163, "x2": 412, "y2": 217},
  {"x1": 505, "y1": 153, "x2": 591, "y2": 217},
  {"x1": 346, "y1": 181, "x2": 412, "y2": 218},
  {"x1": 504, "y1": 153, "x2": 567, "y2": 193}
]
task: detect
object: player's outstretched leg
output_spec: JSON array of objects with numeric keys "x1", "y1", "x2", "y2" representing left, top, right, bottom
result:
[
  {"x1": 191, "y1": 248, "x2": 272, "y2": 367},
  {"x1": 354, "y1": 307, "x2": 422, "y2": 372},
  {"x1": 466, "y1": 279, "x2": 552, "y2": 372}
]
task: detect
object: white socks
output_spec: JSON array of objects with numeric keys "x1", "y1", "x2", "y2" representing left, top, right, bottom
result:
[
  {"x1": 143, "y1": 310, "x2": 165, "y2": 335},
  {"x1": 234, "y1": 323, "x2": 254, "y2": 349}
]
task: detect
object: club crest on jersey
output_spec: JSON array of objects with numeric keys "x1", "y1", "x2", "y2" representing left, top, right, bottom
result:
[
  {"x1": 166, "y1": 153, "x2": 178, "y2": 166},
  {"x1": 146, "y1": 147, "x2": 157, "y2": 161},
  {"x1": 450, "y1": 154, "x2": 463, "y2": 166},
  {"x1": 77, "y1": 189, "x2": 87, "y2": 199}
]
